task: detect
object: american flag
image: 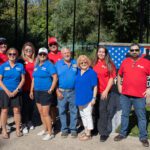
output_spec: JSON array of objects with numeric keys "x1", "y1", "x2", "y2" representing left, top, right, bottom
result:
[{"x1": 106, "y1": 45, "x2": 145, "y2": 69}]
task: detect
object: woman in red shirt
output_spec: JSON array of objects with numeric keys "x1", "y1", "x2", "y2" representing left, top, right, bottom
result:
[
  {"x1": 93, "y1": 45, "x2": 116, "y2": 142},
  {"x1": 0, "y1": 37, "x2": 8, "y2": 133},
  {"x1": 20, "y1": 42, "x2": 36, "y2": 135}
]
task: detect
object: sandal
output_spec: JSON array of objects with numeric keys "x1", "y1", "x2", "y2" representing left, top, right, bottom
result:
[
  {"x1": 79, "y1": 134, "x2": 91, "y2": 141},
  {"x1": 2, "y1": 133, "x2": 9, "y2": 139},
  {"x1": 16, "y1": 131, "x2": 23, "y2": 137},
  {"x1": 78, "y1": 132, "x2": 86, "y2": 138}
]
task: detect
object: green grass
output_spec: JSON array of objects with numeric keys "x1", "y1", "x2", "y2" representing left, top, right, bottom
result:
[{"x1": 116, "y1": 106, "x2": 150, "y2": 139}]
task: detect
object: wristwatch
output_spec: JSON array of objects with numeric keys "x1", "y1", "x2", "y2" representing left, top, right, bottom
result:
[{"x1": 17, "y1": 88, "x2": 21, "y2": 92}]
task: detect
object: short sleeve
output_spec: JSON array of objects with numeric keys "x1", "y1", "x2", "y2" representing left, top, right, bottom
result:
[
  {"x1": 0, "y1": 65, "x2": 4, "y2": 76},
  {"x1": 91, "y1": 70, "x2": 98, "y2": 87},
  {"x1": 118, "y1": 60, "x2": 125, "y2": 77},
  {"x1": 110, "y1": 64, "x2": 116, "y2": 78},
  {"x1": 47, "y1": 62, "x2": 57, "y2": 75},
  {"x1": 20, "y1": 64, "x2": 25, "y2": 74},
  {"x1": 147, "y1": 61, "x2": 150, "y2": 75}
]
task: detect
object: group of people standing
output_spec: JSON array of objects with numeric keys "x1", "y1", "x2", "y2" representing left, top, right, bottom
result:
[{"x1": 0, "y1": 37, "x2": 150, "y2": 147}]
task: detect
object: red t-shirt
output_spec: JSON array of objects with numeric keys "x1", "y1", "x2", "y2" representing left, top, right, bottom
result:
[
  {"x1": 118, "y1": 57, "x2": 150, "y2": 98},
  {"x1": 93, "y1": 60, "x2": 116, "y2": 94},
  {"x1": 0, "y1": 53, "x2": 8, "y2": 65},
  {"x1": 22, "y1": 60, "x2": 34, "y2": 92},
  {"x1": 48, "y1": 51, "x2": 62, "y2": 64}
]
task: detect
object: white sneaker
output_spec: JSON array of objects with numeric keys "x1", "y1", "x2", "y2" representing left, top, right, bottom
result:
[
  {"x1": 29, "y1": 125, "x2": 35, "y2": 130},
  {"x1": 23, "y1": 127, "x2": 28, "y2": 135},
  {"x1": 42, "y1": 134, "x2": 55, "y2": 141},
  {"x1": 37, "y1": 130, "x2": 46, "y2": 136},
  {"x1": 28, "y1": 121, "x2": 35, "y2": 130},
  {"x1": 6, "y1": 125, "x2": 11, "y2": 132}
]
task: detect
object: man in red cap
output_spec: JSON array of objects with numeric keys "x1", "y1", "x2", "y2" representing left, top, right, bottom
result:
[
  {"x1": 48, "y1": 37, "x2": 62, "y2": 132},
  {"x1": 0, "y1": 37, "x2": 8, "y2": 65},
  {"x1": 48, "y1": 37, "x2": 62, "y2": 64}
]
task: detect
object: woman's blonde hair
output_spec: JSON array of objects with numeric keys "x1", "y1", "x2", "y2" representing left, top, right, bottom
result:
[
  {"x1": 21, "y1": 42, "x2": 36, "y2": 60},
  {"x1": 77, "y1": 55, "x2": 91, "y2": 68}
]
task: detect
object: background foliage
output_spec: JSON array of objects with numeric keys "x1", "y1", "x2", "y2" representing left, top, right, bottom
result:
[{"x1": 0, "y1": 0, "x2": 149, "y2": 51}]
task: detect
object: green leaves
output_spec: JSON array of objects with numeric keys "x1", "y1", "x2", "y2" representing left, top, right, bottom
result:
[{"x1": 0, "y1": 0, "x2": 148, "y2": 49}]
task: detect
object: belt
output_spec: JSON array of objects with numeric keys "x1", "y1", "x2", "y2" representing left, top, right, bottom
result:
[{"x1": 59, "y1": 88, "x2": 74, "y2": 92}]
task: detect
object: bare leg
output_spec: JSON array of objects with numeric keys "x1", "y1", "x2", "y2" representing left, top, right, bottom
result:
[
  {"x1": 50, "y1": 105, "x2": 57, "y2": 125},
  {"x1": 13, "y1": 107, "x2": 21, "y2": 134},
  {"x1": 0, "y1": 110, "x2": 2, "y2": 129},
  {"x1": 36, "y1": 103, "x2": 47, "y2": 132},
  {"x1": 42, "y1": 105, "x2": 52, "y2": 135},
  {"x1": 1, "y1": 108, "x2": 8, "y2": 137}
]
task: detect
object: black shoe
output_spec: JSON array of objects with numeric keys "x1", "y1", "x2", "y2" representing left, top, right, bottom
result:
[
  {"x1": 61, "y1": 132, "x2": 68, "y2": 138},
  {"x1": 114, "y1": 134, "x2": 126, "y2": 141},
  {"x1": 100, "y1": 135, "x2": 109, "y2": 142},
  {"x1": 140, "y1": 139, "x2": 149, "y2": 147},
  {"x1": 71, "y1": 132, "x2": 78, "y2": 138}
]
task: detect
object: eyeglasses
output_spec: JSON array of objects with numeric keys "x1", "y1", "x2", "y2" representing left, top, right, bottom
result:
[
  {"x1": 8, "y1": 53, "x2": 17, "y2": 56},
  {"x1": 25, "y1": 49, "x2": 33, "y2": 53},
  {"x1": 39, "y1": 53, "x2": 47, "y2": 56},
  {"x1": 0, "y1": 45, "x2": 7, "y2": 48},
  {"x1": 49, "y1": 43, "x2": 57, "y2": 47},
  {"x1": 80, "y1": 62, "x2": 88, "y2": 65},
  {"x1": 130, "y1": 49, "x2": 140, "y2": 52}
]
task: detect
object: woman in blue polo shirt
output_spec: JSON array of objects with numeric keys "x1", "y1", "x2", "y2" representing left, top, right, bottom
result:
[
  {"x1": 75, "y1": 55, "x2": 97, "y2": 141},
  {"x1": 30, "y1": 47, "x2": 57, "y2": 141},
  {"x1": 0, "y1": 48, "x2": 25, "y2": 139}
]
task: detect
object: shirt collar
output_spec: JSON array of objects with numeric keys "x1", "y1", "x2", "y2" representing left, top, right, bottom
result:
[
  {"x1": 62, "y1": 59, "x2": 74, "y2": 65},
  {"x1": 5, "y1": 60, "x2": 18, "y2": 68}
]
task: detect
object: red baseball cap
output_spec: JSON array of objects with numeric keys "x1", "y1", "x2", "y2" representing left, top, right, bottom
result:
[{"x1": 48, "y1": 37, "x2": 58, "y2": 45}]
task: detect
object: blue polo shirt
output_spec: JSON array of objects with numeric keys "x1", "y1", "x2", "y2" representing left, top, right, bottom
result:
[
  {"x1": 75, "y1": 68, "x2": 97, "y2": 106},
  {"x1": 0, "y1": 61, "x2": 25, "y2": 92},
  {"x1": 33, "y1": 60, "x2": 56, "y2": 91},
  {"x1": 55, "y1": 59, "x2": 77, "y2": 89}
]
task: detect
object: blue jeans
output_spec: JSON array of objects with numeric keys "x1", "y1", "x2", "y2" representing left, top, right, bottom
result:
[
  {"x1": 120, "y1": 94, "x2": 148, "y2": 140},
  {"x1": 58, "y1": 90, "x2": 77, "y2": 133}
]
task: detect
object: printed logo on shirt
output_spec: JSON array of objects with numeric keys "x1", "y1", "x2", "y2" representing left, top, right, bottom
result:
[
  {"x1": 41, "y1": 67, "x2": 46, "y2": 71},
  {"x1": 72, "y1": 64, "x2": 77, "y2": 71},
  {"x1": 4, "y1": 67, "x2": 10, "y2": 70},
  {"x1": 16, "y1": 67, "x2": 21, "y2": 71},
  {"x1": 72, "y1": 64, "x2": 77, "y2": 68},
  {"x1": 102, "y1": 65, "x2": 107, "y2": 69},
  {"x1": 137, "y1": 65, "x2": 144, "y2": 69},
  {"x1": 34, "y1": 68, "x2": 37, "y2": 71}
]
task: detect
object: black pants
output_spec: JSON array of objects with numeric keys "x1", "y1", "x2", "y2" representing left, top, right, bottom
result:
[
  {"x1": 21, "y1": 92, "x2": 35, "y2": 125},
  {"x1": 97, "y1": 92, "x2": 120, "y2": 136}
]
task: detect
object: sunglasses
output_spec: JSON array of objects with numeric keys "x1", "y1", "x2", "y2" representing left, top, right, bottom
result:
[
  {"x1": 80, "y1": 62, "x2": 88, "y2": 65},
  {"x1": 49, "y1": 43, "x2": 57, "y2": 47},
  {"x1": 39, "y1": 53, "x2": 47, "y2": 56},
  {"x1": 25, "y1": 49, "x2": 33, "y2": 53},
  {"x1": 0, "y1": 45, "x2": 7, "y2": 48},
  {"x1": 130, "y1": 49, "x2": 140, "y2": 52},
  {"x1": 8, "y1": 53, "x2": 17, "y2": 56}
]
